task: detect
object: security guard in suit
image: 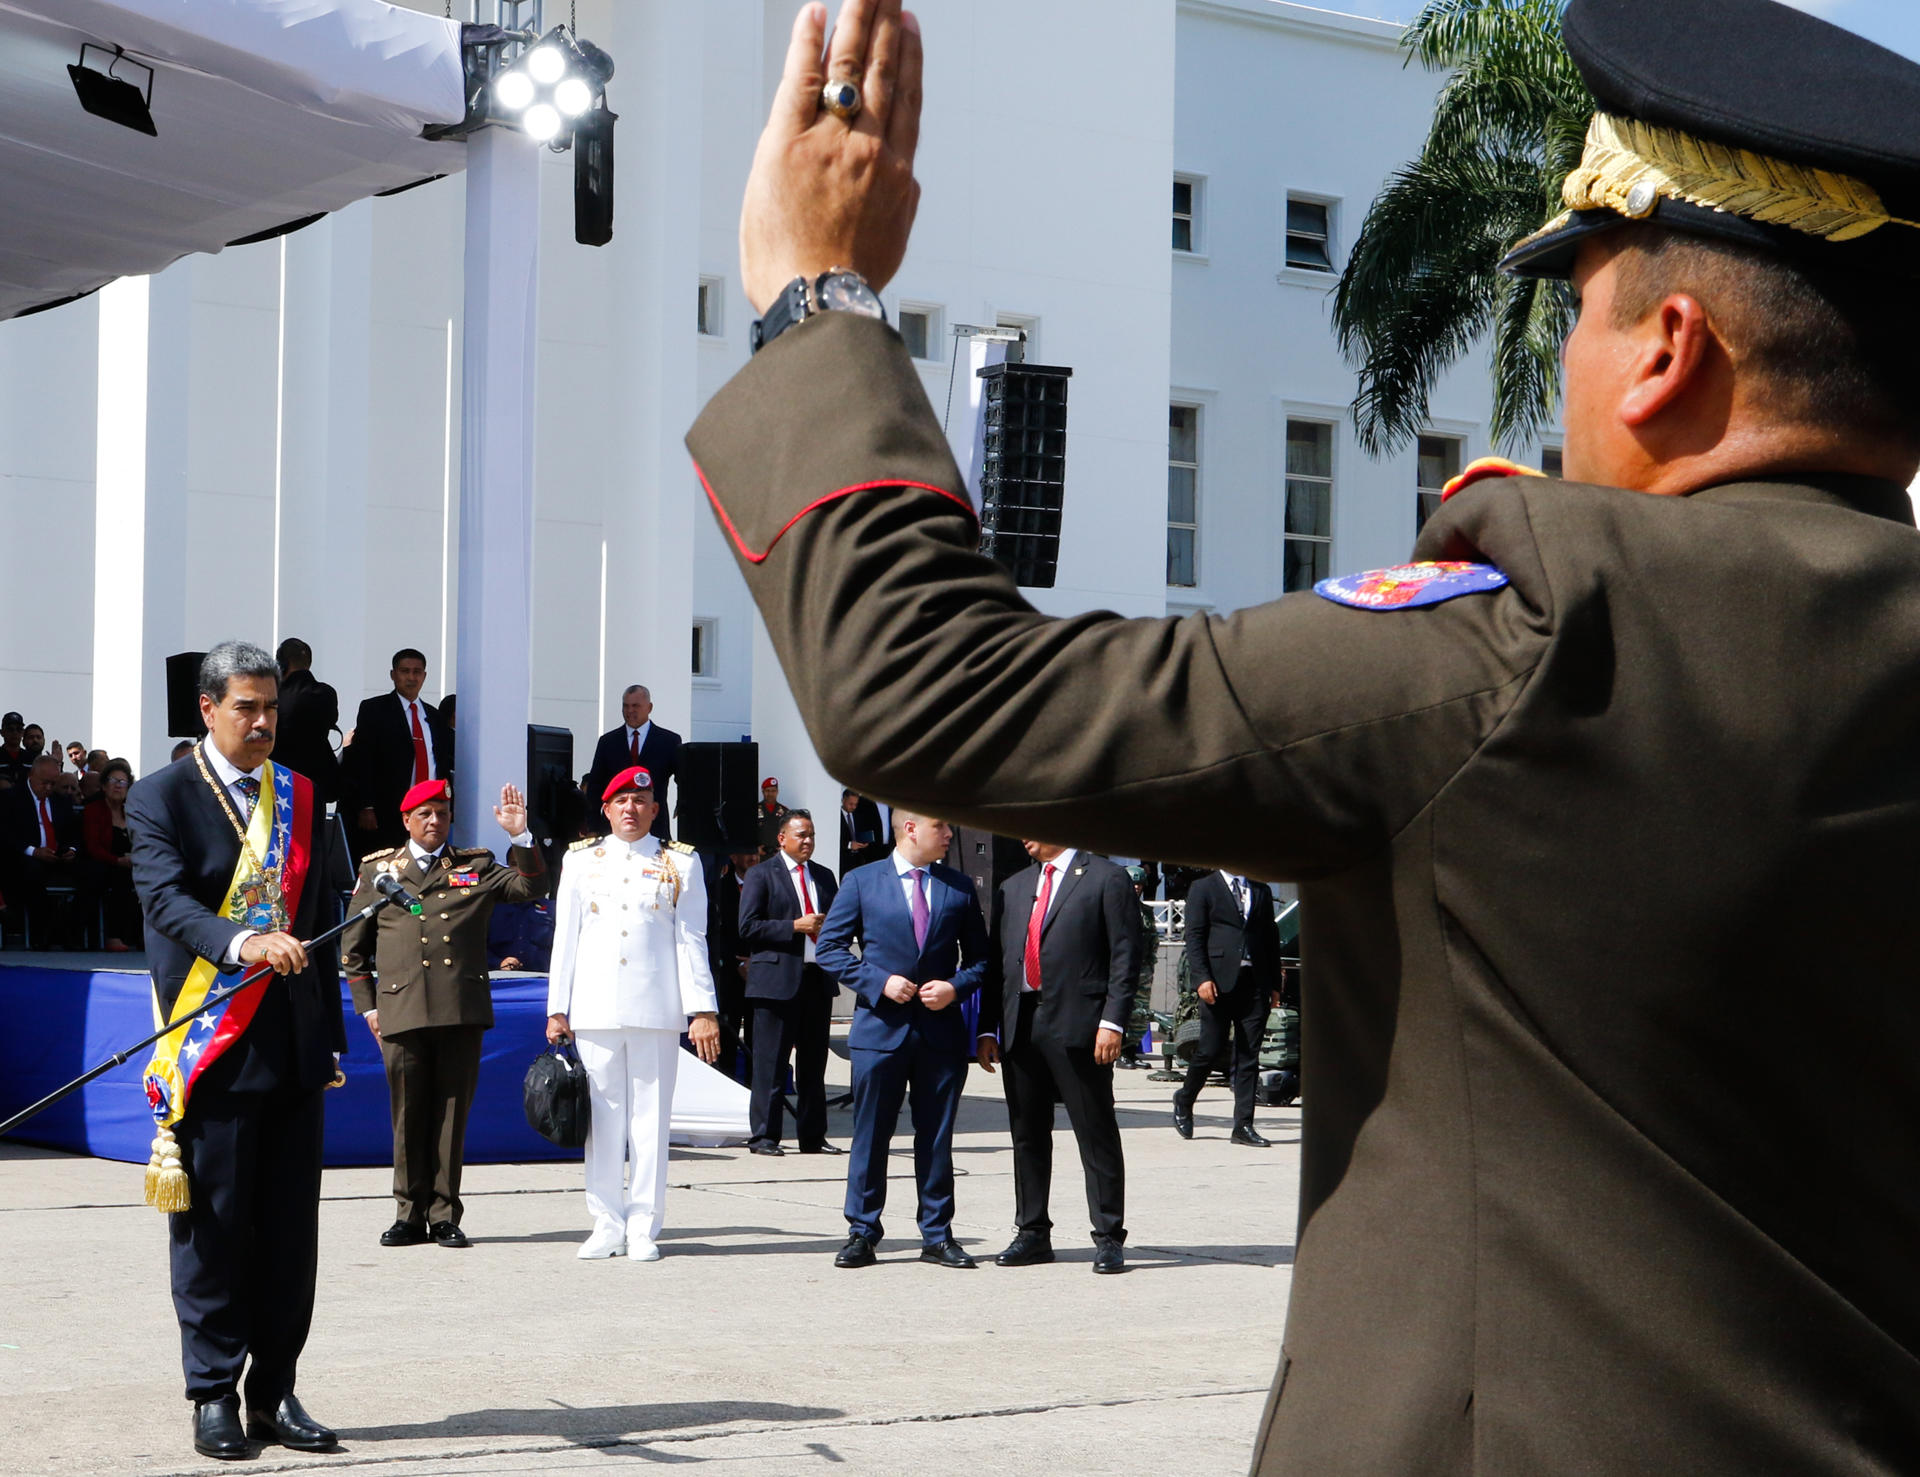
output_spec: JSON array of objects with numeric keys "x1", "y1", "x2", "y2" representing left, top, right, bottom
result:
[
  {"x1": 341, "y1": 779, "x2": 547, "y2": 1248},
  {"x1": 689, "y1": 0, "x2": 1920, "y2": 1469}
]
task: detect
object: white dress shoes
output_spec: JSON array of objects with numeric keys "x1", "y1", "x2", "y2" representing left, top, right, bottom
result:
[
  {"x1": 578, "y1": 1222, "x2": 627, "y2": 1259},
  {"x1": 627, "y1": 1237, "x2": 661, "y2": 1262}
]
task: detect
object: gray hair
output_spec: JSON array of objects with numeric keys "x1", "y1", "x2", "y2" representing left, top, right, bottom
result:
[
  {"x1": 623, "y1": 684, "x2": 651, "y2": 701},
  {"x1": 199, "y1": 641, "x2": 279, "y2": 703}
]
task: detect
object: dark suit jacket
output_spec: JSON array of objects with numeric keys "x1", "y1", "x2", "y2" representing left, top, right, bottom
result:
[
  {"x1": 341, "y1": 692, "x2": 452, "y2": 822},
  {"x1": 2, "y1": 784, "x2": 78, "y2": 858},
  {"x1": 816, "y1": 857, "x2": 988, "y2": 1055},
  {"x1": 982, "y1": 854, "x2": 1137, "y2": 1051},
  {"x1": 126, "y1": 754, "x2": 346, "y2": 1095},
  {"x1": 838, "y1": 799, "x2": 886, "y2": 876},
  {"x1": 1183, "y1": 872, "x2": 1280, "y2": 994},
  {"x1": 274, "y1": 668, "x2": 341, "y2": 804},
  {"x1": 586, "y1": 723, "x2": 680, "y2": 840},
  {"x1": 685, "y1": 311, "x2": 1920, "y2": 1468},
  {"x1": 737, "y1": 852, "x2": 839, "y2": 1001}
]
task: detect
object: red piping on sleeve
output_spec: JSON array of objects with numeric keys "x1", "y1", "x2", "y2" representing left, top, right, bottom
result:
[{"x1": 693, "y1": 460, "x2": 976, "y2": 565}]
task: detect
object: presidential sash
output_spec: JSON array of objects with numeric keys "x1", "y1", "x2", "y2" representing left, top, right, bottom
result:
[{"x1": 141, "y1": 757, "x2": 312, "y2": 1212}]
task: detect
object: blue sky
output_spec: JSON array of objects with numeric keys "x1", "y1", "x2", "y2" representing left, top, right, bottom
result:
[{"x1": 1339, "y1": 0, "x2": 1920, "y2": 61}]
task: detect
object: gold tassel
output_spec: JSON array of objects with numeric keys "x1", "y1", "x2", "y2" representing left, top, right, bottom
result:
[{"x1": 144, "y1": 1122, "x2": 191, "y2": 1214}]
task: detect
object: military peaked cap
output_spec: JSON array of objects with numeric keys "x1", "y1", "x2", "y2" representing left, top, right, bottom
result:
[{"x1": 1503, "y1": 0, "x2": 1920, "y2": 279}]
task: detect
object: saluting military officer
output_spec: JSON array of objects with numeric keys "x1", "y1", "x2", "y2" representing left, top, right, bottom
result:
[
  {"x1": 546, "y1": 766, "x2": 721, "y2": 1261},
  {"x1": 341, "y1": 779, "x2": 547, "y2": 1249},
  {"x1": 690, "y1": 0, "x2": 1920, "y2": 1470}
]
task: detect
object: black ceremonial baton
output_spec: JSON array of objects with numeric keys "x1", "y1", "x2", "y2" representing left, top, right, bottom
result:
[{"x1": 0, "y1": 873, "x2": 423, "y2": 1138}]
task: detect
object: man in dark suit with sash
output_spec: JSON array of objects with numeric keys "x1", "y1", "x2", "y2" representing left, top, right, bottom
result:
[
  {"x1": 815, "y1": 809, "x2": 988, "y2": 1268},
  {"x1": 128, "y1": 641, "x2": 346, "y2": 1461}
]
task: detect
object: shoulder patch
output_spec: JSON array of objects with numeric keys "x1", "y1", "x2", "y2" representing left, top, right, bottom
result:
[
  {"x1": 667, "y1": 840, "x2": 697, "y2": 855},
  {"x1": 1315, "y1": 560, "x2": 1509, "y2": 611},
  {"x1": 568, "y1": 837, "x2": 598, "y2": 852}
]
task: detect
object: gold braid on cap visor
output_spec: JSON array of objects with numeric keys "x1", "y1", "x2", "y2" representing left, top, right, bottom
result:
[{"x1": 1520, "y1": 111, "x2": 1920, "y2": 249}]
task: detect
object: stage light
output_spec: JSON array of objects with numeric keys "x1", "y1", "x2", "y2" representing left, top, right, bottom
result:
[
  {"x1": 494, "y1": 69, "x2": 534, "y2": 111},
  {"x1": 554, "y1": 76, "x2": 592, "y2": 117},
  {"x1": 527, "y1": 44, "x2": 566, "y2": 85},
  {"x1": 523, "y1": 102, "x2": 562, "y2": 142},
  {"x1": 68, "y1": 43, "x2": 156, "y2": 137}
]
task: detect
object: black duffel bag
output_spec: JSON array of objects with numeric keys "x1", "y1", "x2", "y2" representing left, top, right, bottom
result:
[{"x1": 523, "y1": 1040, "x2": 591, "y2": 1148}]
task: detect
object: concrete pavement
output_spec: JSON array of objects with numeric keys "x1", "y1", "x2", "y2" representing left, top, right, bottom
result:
[{"x1": 0, "y1": 1045, "x2": 1297, "y2": 1476}]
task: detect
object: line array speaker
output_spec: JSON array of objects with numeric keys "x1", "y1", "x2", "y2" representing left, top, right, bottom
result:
[
  {"x1": 165, "y1": 652, "x2": 207, "y2": 738},
  {"x1": 678, "y1": 741, "x2": 760, "y2": 852},
  {"x1": 978, "y1": 362, "x2": 1072, "y2": 589}
]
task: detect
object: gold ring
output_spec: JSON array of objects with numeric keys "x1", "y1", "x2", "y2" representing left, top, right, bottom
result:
[{"x1": 821, "y1": 78, "x2": 862, "y2": 122}]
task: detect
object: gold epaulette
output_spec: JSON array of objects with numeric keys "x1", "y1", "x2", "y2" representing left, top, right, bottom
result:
[
  {"x1": 453, "y1": 846, "x2": 495, "y2": 860},
  {"x1": 569, "y1": 837, "x2": 599, "y2": 852},
  {"x1": 667, "y1": 840, "x2": 697, "y2": 855},
  {"x1": 362, "y1": 847, "x2": 401, "y2": 866}
]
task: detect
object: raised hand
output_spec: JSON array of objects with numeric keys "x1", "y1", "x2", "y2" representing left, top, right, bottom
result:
[{"x1": 495, "y1": 784, "x2": 529, "y2": 838}]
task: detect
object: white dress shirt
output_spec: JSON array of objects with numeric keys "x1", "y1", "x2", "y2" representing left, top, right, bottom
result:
[{"x1": 784, "y1": 854, "x2": 821, "y2": 963}]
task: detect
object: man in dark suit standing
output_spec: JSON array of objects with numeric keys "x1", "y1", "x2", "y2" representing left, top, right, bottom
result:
[
  {"x1": 1174, "y1": 870, "x2": 1280, "y2": 1147},
  {"x1": 737, "y1": 810, "x2": 841, "y2": 1155},
  {"x1": 978, "y1": 841, "x2": 1137, "y2": 1273},
  {"x1": 341, "y1": 648, "x2": 451, "y2": 862},
  {"x1": 1, "y1": 752, "x2": 81, "y2": 941},
  {"x1": 272, "y1": 638, "x2": 339, "y2": 805},
  {"x1": 816, "y1": 810, "x2": 989, "y2": 1269},
  {"x1": 837, "y1": 788, "x2": 885, "y2": 876},
  {"x1": 127, "y1": 641, "x2": 346, "y2": 1460},
  {"x1": 584, "y1": 685, "x2": 680, "y2": 841}
]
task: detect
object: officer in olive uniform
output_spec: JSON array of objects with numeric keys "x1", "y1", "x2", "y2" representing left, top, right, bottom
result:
[
  {"x1": 690, "y1": 0, "x2": 1920, "y2": 1470},
  {"x1": 342, "y1": 779, "x2": 547, "y2": 1248}
]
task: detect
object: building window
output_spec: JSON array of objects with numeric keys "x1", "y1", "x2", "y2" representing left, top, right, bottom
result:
[
  {"x1": 1283, "y1": 420, "x2": 1333, "y2": 592},
  {"x1": 1173, "y1": 176, "x2": 1200, "y2": 253},
  {"x1": 898, "y1": 304, "x2": 942, "y2": 361},
  {"x1": 1416, "y1": 433, "x2": 1462, "y2": 533},
  {"x1": 1541, "y1": 445, "x2": 1563, "y2": 478},
  {"x1": 691, "y1": 618, "x2": 718, "y2": 677},
  {"x1": 1285, "y1": 197, "x2": 1334, "y2": 272},
  {"x1": 1168, "y1": 405, "x2": 1199, "y2": 588},
  {"x1": 697, "y1": 277, "x2": 723, "y2": 337}
]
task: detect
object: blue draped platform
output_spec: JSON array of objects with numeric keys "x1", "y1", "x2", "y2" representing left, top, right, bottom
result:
[{"x1": 1, "y1": 962, "x2": 579, "y2": 1166}]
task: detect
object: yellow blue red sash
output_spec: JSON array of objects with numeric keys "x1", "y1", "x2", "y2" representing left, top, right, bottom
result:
[{"x1": 143, "y1": 760, "x2": 313, "y2": 1129}]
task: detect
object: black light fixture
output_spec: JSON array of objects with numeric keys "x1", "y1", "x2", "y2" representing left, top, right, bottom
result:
[{"x1": 68, "y1": 43, "x2": 156, "y2": 137}]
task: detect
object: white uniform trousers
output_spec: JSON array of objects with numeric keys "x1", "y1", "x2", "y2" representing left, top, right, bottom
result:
[{"x1": 573, "y1": 1028, "x2": 680, "y2": 1243}]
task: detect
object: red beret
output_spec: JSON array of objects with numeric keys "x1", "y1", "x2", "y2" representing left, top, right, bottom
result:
[
  {"x1": 399, "y1": 779, "x2": 449, "y2": 814},
  {"x1": 762, "y1": 776, "x2": 779, "y2": 789},
  {"x1": 602, "y1": 765, "x2": 654, "y2": 802}
]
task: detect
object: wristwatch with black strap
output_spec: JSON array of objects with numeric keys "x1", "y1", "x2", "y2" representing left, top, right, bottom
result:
[{"x1": 751, "y1": 268, "x2": 887, "y2": 353}]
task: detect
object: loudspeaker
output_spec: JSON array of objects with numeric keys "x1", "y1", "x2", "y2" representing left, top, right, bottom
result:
[
  {"x1": 573, "y1": 103, "x2": 615, "y2": 247},
  {"x1": 977, "y1": 362, "x2": 1072, "y2": 589},
  {"x1": 946, "y1": 828, "x2": 1033, "y2": 919},
  {"x1": 525, "y1": 725, "x2": 577, "y2": 843},
  {"x1": 165, "y1": 652, "x2": 206, "y2": 738},
  {"x1": 678, "y1": 741, "x2": 759, "y2": 852}
]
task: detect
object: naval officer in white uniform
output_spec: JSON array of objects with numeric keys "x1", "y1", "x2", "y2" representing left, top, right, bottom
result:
[{"x1": 547, "y1": 765, "x2": 720, "y2": 1260}]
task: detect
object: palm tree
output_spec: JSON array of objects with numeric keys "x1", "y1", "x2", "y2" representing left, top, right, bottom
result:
[{"x1": 1332, "y1": 0, "x2": 1592, "y2": 458}]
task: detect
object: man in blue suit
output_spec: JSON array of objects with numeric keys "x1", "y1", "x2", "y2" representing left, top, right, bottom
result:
[{"x1": 816, "y1": 810, "x2": 990, "y2": 1269}]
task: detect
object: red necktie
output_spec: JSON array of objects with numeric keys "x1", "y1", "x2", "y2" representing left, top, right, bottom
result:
[
  {"x1": 38, "y1": 796, "x2": 53, "y2": 849},
  {"x1": 409, "y1": 702, "x2": 429, "y2": 785},
  {"x1": 795, "y1": 862, "x2": 813, "y2": 914},
  {"x1": 1024, "y1": 863, "x2": 1056, "y2": 990},
  {"x1": 629, "y1": 729, "x2": 640, "y2": 761}
]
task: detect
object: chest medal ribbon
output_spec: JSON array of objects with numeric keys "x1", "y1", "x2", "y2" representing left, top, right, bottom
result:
[{"x1": 141, "y1": 759, "x2": 312, "y2": 1213}]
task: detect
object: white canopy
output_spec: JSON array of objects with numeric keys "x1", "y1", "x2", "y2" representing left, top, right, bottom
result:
[{"x1": 0, "y1": 0, "x2": 469, "y2": 321}]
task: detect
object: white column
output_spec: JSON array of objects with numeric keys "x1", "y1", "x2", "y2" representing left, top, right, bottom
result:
[
  {"x1": 276, "y1": 205, "x2": 372, "y2": 689},
  {"x1": 92, "y1": 266, "x2": 192, "y2": 774},
  {"x1": 602, "y1": 1, "x2": 702, "y2": 775},
  {"x1": 452, "y1": 126, "x2": 541, "y2": 853},
  {"x1": 751, "y1": 614, "x2": 841, "y2": 841}
]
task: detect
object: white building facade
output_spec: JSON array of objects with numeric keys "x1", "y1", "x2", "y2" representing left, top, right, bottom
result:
[{"x1": 0, "y1": 0, "x2": 1551, "y2": 831}]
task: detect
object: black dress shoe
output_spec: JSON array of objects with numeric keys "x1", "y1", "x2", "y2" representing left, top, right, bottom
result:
[
  {"x1": 1230, "y1": 1126, "x2": 1272, "y2": 1148},
  {"x1": 429, "y1": 1220, "x2": 470, "y2": 1248},
  {"x1": 1172, "y1": 1105, "x2": 1194, "y2": 1140},
  {"x1": 994, "y1": 1231, "x2": 1055, "y2": 1267},
  {"x1": 192, "y1": 1396, "x2": 251, "y2": 1460},
  {"x1": 1093, "y1": 1237, "x2": 1126, "y2": 1275},
  {"x1": 798, "y1": 1141, "x2": 846, "y2": 1155},
  {"x1": 749, "y1": 1143, "x2": 785, "y2": 1157},
  {"x1": 834, "y1": 1233, "x2": 876, "y2": 1268},
  {"x1": 920, "y1": 1238, "x2": 978, "y2": 1269},
  {"x1": 246, "y1": 1393, "x2": 337, "y2": 1452},
  {"x1": 379, "y1": 1219, "x2": 429, "y2": 1247}
]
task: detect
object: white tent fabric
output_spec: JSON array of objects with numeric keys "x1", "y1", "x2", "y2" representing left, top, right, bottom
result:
[
  {"x1": 0, "y1": 0, "x2": 468, "y2": 321},
  {"x1": 668, "y1": 1051, "x2": 753, "y2": 1148}
]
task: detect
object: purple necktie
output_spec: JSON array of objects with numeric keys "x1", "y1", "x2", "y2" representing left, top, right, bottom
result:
[{"x1": 910, "y1": 867, "x2": 930, "y2": 949}]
